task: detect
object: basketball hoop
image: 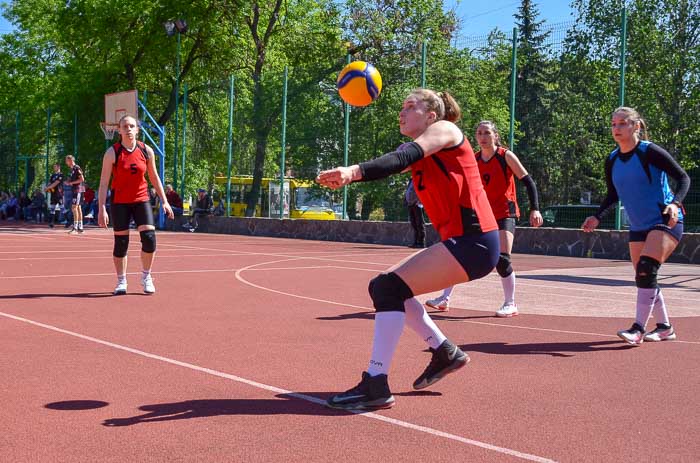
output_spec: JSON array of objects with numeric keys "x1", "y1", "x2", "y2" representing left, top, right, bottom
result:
[{"x1": 100, "y1": 122, "x2": 119, "y2": 140}]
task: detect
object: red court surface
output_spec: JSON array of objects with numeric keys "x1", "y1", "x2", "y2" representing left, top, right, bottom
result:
[{"x1": 1, "y1": 224, "x2": 699, "y2": 462}]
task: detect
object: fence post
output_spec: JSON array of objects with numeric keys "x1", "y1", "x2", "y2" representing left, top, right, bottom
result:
[
  {"x1": 615, "y1": 6, "x2": 628, "y2": 230},
  {"x1": 508, "y1": 27, "x2": 518, "y2": 149},
  {"x1": 280, "y1": 66, "x2": 288, "y2": 219},
  {"x1": 342, "y1": 54, "x2": 351, "y2": 220},
  {"x1": 180, "y1": 83, "x2": 188, "y2": 199},
  {"x1": 45, "y1": 107, "x2": 51, "y2": 187},
  {"x1": 420, "y1": 40, "x2": 427, "y2": 87},
  {"x1": 226, "y1": 75, "x2": 235, "y2": 217}
]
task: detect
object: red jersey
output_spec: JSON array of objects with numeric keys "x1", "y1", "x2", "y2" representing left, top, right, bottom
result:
[
  {"x1": 476, "y1": 147, "x2": 520, "y2": 220},
  {"x1": 111, "y1": 142, "x2": 150, "y2": 204},
  {"x1": 411, "y1": 137, "x2": 497, "y2": 241}
]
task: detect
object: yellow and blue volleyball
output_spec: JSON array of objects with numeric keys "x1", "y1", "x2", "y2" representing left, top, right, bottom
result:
[{"x1": 336, "y1": 61, "x2": 382, "y2": 107}]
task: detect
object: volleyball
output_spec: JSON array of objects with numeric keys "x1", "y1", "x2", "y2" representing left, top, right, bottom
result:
[{"x1": 336, "y1": 61, "x2": 382, "y2": 107}]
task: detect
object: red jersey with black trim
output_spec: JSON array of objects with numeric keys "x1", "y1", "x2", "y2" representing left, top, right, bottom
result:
[
  {"x1": 476, "y1": 147, "x2": 520, "y2": 220},
  {"x1": 411, "y1": 137, "x2": 497, "y2": 241},
  {"x1": 111, "y1": 141, "x2": 150, "y2": 204}
]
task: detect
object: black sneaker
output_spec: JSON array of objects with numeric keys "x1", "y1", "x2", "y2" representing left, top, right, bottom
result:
[
  {"x1": 413, "y1": 339, "x2": 469, "y2": 390},
  {"x1": 326, "y1": 372, "x2": 395, "y2": 410}
]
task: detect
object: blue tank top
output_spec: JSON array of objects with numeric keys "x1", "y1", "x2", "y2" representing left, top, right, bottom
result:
[{"x1": 609, "y1": 140, "x2": 683, "y2": 231}]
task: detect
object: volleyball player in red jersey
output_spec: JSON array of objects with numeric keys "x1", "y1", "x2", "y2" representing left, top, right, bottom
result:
[
  {"x1": 97, "y1": 115, "x2": 174, "y2": 295},
  {"x1": 425, "y1": 121, "x2": 543, "y2": 316},
  {"x1": 317, "y1": 89, "x2": 500, "y2": 410}
]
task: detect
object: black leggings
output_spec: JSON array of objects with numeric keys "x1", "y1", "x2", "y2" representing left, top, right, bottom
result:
[{"x1": 111, "y1": 201, "x2": 154, "y2": 232}]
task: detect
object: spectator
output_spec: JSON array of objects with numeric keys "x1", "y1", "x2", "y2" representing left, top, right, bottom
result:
[
  {"x1": 165, "y1": 184, "x2": 184, "y2": 216},
  {"x1": 184, "y1": 188, "x2": 212, "y2": 232},
  {"x1": 0, "y1": 191, "x2": 10, "y2": 219},
  {"x1": 45, "y1": 163, "x2": 65, "y2": 228},
  {"x1": 5, "y1": 193, "x2": 19, "y2": 220},
  {"x1": 405, "y1": 178, "x2": 426, "y2": 248},
  {"x1": 18, "y1": 191, "x2": 31, "y2": 220},
  {"x1": 29, "y1": 189, "x2": 46, "y2": 222},
  {"x1": 83, "y1": 184, "x2": 96, "y2": 224}
]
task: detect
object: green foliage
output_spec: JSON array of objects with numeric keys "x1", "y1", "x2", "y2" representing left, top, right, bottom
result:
[{"x1": 0, "y1": 0, "x2": 697, "y2": 227}]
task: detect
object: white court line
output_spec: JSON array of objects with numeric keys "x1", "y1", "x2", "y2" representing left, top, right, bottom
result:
[{"x1": 0, "y1": 310, "x2": 556, "y2": 463}]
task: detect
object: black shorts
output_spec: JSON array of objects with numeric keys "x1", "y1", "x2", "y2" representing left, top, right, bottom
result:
[
  {"x1": 111, "y1": 201, "x2": 154, "y2": 232},
  {"x1": 442, "y1": 230, "x2": 500, "y2": 281},
  {"x1": 71, "y1": 192, "x2": 83, "y2": 206},
  {"x1": 629, "y1": 222, "x2": 683, "y2": 243},
  {"x1": 497, "y1": 217, "x2": 516, "y2": 234}
]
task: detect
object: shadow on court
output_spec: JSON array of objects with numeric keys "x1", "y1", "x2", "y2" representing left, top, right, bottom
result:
[
  {"x1": 101, "y1": 396, "x2": 353, "y2": 426},
  {"x1": 459, "y1": 340, "x2": 634, "y2": 358},
  {"x1": 317, "y1": 311, "x2": 374, "y2": 321},
  {"x1": 520, "y1": 273, "x2": 699, "y2": 290},
  {"x1": 45, "y1": 400, "x2": 110, "y2": 410},
  {"x1": 0, "y1": 292, "x2": 117, "y2": 299}
]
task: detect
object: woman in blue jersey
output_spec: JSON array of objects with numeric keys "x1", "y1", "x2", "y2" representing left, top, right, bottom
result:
[
  {"x1": 582, "y1": 107, "x2": 690, "y2": 345},
  {"x1": 317, "y1": 89, "x2": 500, "y2": 410}
]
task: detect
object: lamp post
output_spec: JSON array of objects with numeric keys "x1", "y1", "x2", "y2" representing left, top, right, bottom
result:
[{"x1": 164, "y1": 19, "x2": 188, "y2": 191}]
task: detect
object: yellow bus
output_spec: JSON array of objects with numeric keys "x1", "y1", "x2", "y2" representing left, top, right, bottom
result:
[{"x1": 212, "y1": 175, "x2": 337, "y2": 220}]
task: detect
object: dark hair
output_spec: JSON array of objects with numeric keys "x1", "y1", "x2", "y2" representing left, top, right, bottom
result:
[
  {"x1": 409, "y1": 89, "x2": 462, "y2": 123},
  {"x1": 475, "y1": 120, "x2": 509, "y2": 150},
  {"x1": 613, "y1": 106, "x2": 648, "y2": 140}
]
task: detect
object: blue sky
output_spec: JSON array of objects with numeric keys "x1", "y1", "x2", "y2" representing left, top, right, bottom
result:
[
  {"x1": 445, "y1": 0, "x2": 576, "y2": 37},
  {"x1": 0, "y1": 1, "x2": 575, "y2": 37}
]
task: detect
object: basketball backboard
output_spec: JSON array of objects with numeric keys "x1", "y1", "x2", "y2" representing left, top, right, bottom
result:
[{"x1": 104, "y1": 90, "x2": 138, "y2": 125}]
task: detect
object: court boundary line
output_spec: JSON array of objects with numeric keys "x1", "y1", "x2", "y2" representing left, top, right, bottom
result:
[{"x1": 0, "y1": 310, "x2": 556, "y2": 463}]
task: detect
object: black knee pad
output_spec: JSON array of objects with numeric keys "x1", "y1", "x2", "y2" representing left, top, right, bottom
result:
[
  {"x1": 140, "y1": 230, "x2": 157, "y2": 253},
  {"x1": 113, "y1": 235, "x2": 129, "y2": 258},
  {"x1": 496, "y1": 252, "x2": 513, "y2": 277},
  {"x1": 635, "y1": 256, "x2": 660, "y2": 288},
  {"x1": 368, "y1": 272, "x2": 414, "y2": 312}
]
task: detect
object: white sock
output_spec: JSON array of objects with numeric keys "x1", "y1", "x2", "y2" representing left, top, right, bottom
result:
[
  {"x1": 117, "y1": 274, "x2": 126, "y2": 283},
  {"x1": 501, "y1": 272, "x2": 516, "y2": 305},
  {"x1": 652, "y1": 290, "x2": 670, "y2": 325},
  {"x1": 635, "y1": 287, "x2": 658, "y2": 329},
  {"x1": 78, "y1": 221, "x2": 83, "y2": 229},
  {"x1": 441, "y1": 286, "x2": 455, "y2": 299},
  {"x1": 404, "y1": 297, "x2": 447, "y2": 349},
  {"x1": 142, "y1": 270, "x2": 151, "y2": 278},
  {"x1": 367, "y1": 312, "x2": 405, "y2": 377}
]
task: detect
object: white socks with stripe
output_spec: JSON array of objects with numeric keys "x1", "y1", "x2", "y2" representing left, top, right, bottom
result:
[
  {"x1": 635, "y1": 287, "x2": 658, "y2": 330},
  {"x1": 501, "y1": 272, "x2": 516, "y2": 305},
  {"x1": 404, "y1": 297, "x2": 447, "y2": 349},
  {"x1": 367, "y1": 312, "x2": 405, "y2": 377}
]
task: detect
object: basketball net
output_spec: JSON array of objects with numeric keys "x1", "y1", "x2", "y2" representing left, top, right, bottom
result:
[{"x1": 100, "y1": 122, "x2": 119, "y2": 141}]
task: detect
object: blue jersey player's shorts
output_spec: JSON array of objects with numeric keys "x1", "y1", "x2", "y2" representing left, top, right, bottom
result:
[{"x1": 629, "y1": 222, "x2": 683, "y2": 243}]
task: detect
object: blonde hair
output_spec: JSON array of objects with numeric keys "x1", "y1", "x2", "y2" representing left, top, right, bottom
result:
[
  {"x1": 475, "y1": 120, "x2": 509, "y2": 150},
  {"x1": 409, "y1": 89, "x2": 461, "y2": 123},
  {"x1": 612, "y1": 106, "x2": 648, "y2": 140}
]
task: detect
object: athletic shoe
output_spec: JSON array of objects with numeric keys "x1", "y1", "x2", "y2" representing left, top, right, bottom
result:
[
  {"x1": 77, "y1": 228, "x2": 84, "y2": 234},
  {"x1": 425, "y1": 295, "x2": 450, "y2": 311},
  {"x1": 67, "y1": 227, "x2": 77, "y2": 234},
  {"x1": 617, "y1": 323, "x2": 645, "y2": 345},
  {"x1": 496, "y1": 303, "x2": 519, "y2": 318},
  {"x1": 142, "y1": 274, "x2": 156, "y2": 294},
  {"x1": 326, "y1": 372, "x2": 395, "y2": 410},
  {"x1": 643, "y1": 324, "x2": 677, "y2": 342},
  {"x1": 413, "y1": 339, "x2": 469, "y2": 390},
  {"x1": 114, "y1": 280, "x2": 128, "y2": 295}
]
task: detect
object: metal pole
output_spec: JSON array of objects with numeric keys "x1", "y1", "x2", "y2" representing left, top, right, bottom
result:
[
  {"x1": 420, "y1": 40, "x2": 427, "y2": 87},
  {"x1": 14, "y1": 111, "x2": 19, "y2": 191},
  {"x1": 279, "y1": 66, "x2": 288, "y2": 219},
  {"x1": 73, "y1": 112, "x2": 78, "y2": 157},
  {"x1": 180, "y1": 83, "x2": 188, "y2": 199},
  {"x1": 173, "y1": 31, "x2": 180, "y2": 190},
  {"x1": 508, "y1": 27, "x2": 518, "y2": 149},
  {"x1": 46, "y1": 106, "x2": 51, "y2": 186},
  {"x1": 226, "y1": 75, "x2": 235, "y2": 217},
  {"x1": 615, "y1": 6, "x2": 628, "y2": 230},
  {"x1": 342, "y1": 54, "x2": 351, "y2": 220}
]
